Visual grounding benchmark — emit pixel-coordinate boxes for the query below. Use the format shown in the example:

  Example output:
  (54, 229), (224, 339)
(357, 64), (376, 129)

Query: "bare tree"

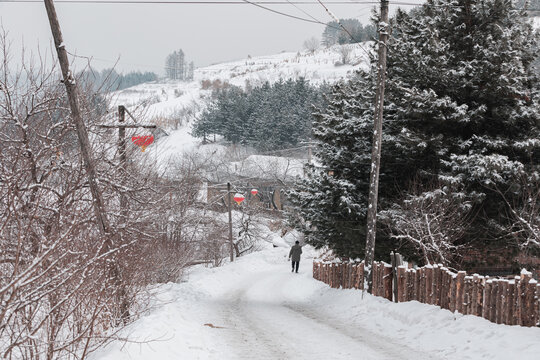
(303, 37), (320, 53)
(0, 32), (201, 359)
(492, 174), (540, 250)
(336, 45), (352, 65)
(380, 181), (473, 265)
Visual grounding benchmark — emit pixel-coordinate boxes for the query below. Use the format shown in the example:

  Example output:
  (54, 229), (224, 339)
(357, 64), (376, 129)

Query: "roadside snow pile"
(91, 248), (540, 360)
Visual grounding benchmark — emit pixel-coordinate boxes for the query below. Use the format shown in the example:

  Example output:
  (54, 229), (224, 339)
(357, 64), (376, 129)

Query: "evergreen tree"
(288, 75), (381, 258)
(192, 79), (326, 150)
(385, 0), (539, 247)
(289, 0), (539, 262)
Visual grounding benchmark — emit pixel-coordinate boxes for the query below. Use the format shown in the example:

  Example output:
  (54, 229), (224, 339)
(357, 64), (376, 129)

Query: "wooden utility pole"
(43, 0), (111, 238)
(98, 106), (156, 225)
(118, 106), (127, 223)
(365, 0), (390, 292)
(227, 182), (234, 262)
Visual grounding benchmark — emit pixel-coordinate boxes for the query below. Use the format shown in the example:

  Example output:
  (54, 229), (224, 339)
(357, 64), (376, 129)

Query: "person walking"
(289, 241), (302, 273)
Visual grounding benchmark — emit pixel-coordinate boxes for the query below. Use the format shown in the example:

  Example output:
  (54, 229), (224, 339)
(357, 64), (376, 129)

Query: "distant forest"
(322, 19), (376, 46)
(80, 68), (158, 92)
(192, 79), (328, 151)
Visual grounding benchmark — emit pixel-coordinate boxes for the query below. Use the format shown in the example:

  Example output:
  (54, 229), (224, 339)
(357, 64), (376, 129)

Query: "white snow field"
(91, 247), (540, 360)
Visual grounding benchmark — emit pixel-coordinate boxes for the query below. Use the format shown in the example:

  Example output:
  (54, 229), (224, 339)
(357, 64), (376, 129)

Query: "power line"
(3, 0), (539, 10)
(239, 0), (323, 24)
(0, 0), (391, 4)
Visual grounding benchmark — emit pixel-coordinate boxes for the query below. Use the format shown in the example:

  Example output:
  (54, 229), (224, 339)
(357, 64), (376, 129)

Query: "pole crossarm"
(97, 124), (157, 129)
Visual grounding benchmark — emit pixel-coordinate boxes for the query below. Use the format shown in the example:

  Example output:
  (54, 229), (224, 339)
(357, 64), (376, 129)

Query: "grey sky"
(0, 1), (420, 74)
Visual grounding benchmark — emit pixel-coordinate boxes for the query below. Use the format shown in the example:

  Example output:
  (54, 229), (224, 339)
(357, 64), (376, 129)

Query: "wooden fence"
(312, 260), (540, 327)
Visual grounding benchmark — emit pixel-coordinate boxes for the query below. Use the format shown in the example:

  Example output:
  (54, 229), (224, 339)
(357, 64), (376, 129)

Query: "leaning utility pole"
(365, 0), (390, 292)
(227, 182), (234, 262)
(43, 0), (111, 239)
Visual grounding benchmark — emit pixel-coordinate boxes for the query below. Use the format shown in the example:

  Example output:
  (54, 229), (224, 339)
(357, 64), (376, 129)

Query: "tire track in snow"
(283, 302), (443, 360)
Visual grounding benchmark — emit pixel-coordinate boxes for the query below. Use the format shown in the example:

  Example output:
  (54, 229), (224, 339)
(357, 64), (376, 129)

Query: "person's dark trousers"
(292, 261), (299, 273)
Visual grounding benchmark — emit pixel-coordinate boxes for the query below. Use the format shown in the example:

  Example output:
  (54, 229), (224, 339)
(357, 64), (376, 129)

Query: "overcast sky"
(0, 1), (421, 74)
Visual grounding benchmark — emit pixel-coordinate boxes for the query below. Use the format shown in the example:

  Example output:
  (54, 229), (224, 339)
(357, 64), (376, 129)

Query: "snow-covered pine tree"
(384, 0), (539, 252)
(289, 0), (539, 263)
(288, 74), (393, 258)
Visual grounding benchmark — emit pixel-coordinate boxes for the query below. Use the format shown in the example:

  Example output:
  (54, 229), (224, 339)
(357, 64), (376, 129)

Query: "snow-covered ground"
(91, 247), (540, 360)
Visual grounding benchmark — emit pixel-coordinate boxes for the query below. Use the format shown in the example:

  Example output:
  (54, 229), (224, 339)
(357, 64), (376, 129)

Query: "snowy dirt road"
(213, 271), (435, 360)
(92, 247), (540, 360)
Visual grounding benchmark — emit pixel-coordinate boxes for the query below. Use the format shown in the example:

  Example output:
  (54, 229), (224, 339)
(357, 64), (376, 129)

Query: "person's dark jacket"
(289, 244), (302, 262)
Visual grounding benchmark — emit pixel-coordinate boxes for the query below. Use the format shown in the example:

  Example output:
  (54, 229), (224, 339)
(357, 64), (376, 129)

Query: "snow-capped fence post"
(425, 266), (434, 305)
(489, 280), (498, 323)
(441, 268), (452, 310)
(463, 276), (473, 315)
(357, 262), (365, 290)
(477, 276), (485, 318)
(484, 279), (492, 321)
(449, 273), (457, 313)
(418, 268), (425, 303)
(383, 264), (393, 301)
(372, 263), (379, 296)
(496, 280), (505, 324)
(534, 284), (540, 326)
(433, 265), (442, 306)
(514, 276), (522, 325)
(447, 270), (454, 310)
(406, 269), (415, 301)
(456, 271), (466, 314)
(519, 272), (535, 327)
(349, 263), (354, 289)
(506, 280), (516, 325)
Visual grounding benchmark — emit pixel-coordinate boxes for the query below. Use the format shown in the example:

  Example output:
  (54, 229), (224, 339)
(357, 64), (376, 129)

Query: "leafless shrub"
(491, 173), (540, 251)
(380, 181), (474, 265)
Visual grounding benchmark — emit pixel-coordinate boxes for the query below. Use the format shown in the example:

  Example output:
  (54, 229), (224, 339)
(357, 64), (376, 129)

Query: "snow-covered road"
(213, 270), (434, 360)
(92, 247), (540, 360)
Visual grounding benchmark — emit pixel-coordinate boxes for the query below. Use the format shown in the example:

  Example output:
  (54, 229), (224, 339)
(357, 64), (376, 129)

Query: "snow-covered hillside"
(110, 43), (370, 167)
(111, 43), (370, 120)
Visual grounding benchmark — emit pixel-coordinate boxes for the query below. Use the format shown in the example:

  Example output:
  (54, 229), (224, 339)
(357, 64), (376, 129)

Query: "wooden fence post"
(449, 272), (457, 312)
(506, 280), (515, 325)
(384, 264), (392, 301)
(484, 279), (492, 320)
(455, 271), (466, 314)
(491, 280), (498, 323)
(520, 272), (534, 327)
(371, 261), (378, 296)
(434, 265), (442, 306)
(463, 276), (472, 315)
(425, 266), (433, 305)
(498, 280), (507, 324)
(397, 265), (406, 302)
